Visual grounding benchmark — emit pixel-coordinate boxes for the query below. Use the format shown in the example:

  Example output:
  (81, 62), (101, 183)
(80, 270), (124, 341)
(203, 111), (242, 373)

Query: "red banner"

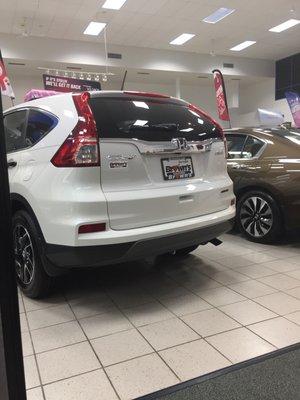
(0, 51), (15, 99)
(212, 69), (230, 121)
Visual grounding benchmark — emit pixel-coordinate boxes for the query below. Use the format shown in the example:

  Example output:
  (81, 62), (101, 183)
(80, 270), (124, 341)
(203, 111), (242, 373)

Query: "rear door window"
(4, 110), (27, 153)
(226, 134), (247, 159)
(242, 136), (264, 158)
(89, 96), (222, 142)
(26, 109), (58, 147)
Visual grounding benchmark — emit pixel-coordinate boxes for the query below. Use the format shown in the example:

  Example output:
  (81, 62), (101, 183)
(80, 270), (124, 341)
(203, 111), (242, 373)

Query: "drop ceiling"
(0, 0), (299, 60)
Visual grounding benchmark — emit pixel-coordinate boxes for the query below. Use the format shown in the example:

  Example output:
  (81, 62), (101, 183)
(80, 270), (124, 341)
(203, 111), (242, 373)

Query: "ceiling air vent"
(108, 52), (122, 59)
(8, 62), (25, 66)
(66, 66), (82, 70)
(223, 63), (234, 68)
(137, 72), (150, 75)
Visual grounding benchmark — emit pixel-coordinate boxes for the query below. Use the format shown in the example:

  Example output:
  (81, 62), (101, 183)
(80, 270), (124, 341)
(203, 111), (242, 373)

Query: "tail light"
(51, 92), (100, 167)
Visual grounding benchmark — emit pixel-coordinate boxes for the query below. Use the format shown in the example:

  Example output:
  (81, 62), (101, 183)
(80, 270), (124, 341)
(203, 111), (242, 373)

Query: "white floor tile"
(44, 370), (118, 400)
(219, 300), (277, 325)
(285, 287), (300, 300)
(258, 274), (300, 290)
(139, 318), (199, 351)
(31, 321), (86, 353)
(255, 292), (300, 315)
(207, 328), (275, 363)
(160, 339), (231, 381)
(182, 308), (240, 337)
(22, 332), (34, 357)
(160, 293), (212, 317)
(27, 305), (75, 330)
(23, 295), (67, 312)
(123, 302), (174, 327)
(228, 280), (277, 298)
(20, 313), (29, 332)
(210, 270), (250, 285)
(237, 265), (276, 279)
(91, 329), (152, 366)
(198, 287), (246, 307)
(37, 342), (100, 384)
(286, 270), (300, 280)
(106, 353), (179, 400)
(248, 317), (300, 347)
(285, 311), (300, 325)
(261, 260), (299, 273)
(80, 309), (132, 339)
(26, 387), (44, 400)
(69, 295), (115, 319)
(24, 355), (40, 389)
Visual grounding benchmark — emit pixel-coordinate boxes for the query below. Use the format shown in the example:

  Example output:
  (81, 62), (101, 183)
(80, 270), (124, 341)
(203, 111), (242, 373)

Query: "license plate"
(161, 157), (195, 180)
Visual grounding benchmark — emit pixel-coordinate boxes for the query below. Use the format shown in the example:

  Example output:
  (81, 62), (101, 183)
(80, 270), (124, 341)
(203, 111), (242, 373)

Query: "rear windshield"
(89, 97), (221, 142)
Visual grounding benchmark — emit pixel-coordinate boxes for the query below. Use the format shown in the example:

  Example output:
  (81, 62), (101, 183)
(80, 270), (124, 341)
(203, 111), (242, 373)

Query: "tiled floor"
(19, 233), (300, 400)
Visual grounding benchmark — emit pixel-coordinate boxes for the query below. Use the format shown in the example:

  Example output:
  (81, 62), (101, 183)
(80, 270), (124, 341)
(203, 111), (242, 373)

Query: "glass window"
(4, 111), (27, 153)
(226, 134), (247, 159)
(89, 96), (222, 142)
(26, 109), (58, 147)
(242, 136), (264, 158)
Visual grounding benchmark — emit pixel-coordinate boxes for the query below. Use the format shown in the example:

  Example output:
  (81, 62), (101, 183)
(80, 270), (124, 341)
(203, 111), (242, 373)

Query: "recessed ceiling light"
(84, 22), (106, 36)
(102, 0), (127, 10)
(203, 7), (235, 24)
(269, 19), (300, 33)
(230, 40), (256, 51)
(170, 33), (195, 45)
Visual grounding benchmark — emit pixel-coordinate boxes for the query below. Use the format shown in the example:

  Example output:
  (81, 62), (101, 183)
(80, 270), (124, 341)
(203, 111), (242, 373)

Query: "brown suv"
(225, 127), (300, 243)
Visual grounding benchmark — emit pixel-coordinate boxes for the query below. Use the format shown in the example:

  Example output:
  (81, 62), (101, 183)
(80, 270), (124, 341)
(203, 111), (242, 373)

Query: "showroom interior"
(0, 0), (299, 400)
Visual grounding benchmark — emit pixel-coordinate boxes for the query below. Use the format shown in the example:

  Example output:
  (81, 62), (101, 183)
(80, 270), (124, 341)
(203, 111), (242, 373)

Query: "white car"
(4, 91), (235, 298)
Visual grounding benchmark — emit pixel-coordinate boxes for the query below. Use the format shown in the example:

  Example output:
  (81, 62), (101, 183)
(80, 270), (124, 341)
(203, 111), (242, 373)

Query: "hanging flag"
(285, 90), (300, 128)
(0, 50), (15, 99)
(212, 69), (230, 123)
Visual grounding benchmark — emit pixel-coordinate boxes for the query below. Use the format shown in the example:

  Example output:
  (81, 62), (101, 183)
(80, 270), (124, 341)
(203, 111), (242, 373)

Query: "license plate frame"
(161, 156), (195, 181)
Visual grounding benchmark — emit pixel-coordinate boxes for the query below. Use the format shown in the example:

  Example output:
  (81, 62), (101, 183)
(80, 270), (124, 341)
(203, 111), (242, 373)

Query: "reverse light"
(78, 223), (106, 234)
(51, 92), (100, 167)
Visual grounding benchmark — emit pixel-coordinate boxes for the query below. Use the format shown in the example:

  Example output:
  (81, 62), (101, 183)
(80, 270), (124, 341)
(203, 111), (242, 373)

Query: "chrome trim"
(101, 137), (220, 155)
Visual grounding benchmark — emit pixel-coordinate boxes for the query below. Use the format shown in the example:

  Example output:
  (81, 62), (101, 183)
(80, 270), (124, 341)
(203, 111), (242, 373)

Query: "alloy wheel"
(240, 196), (273, 238)
(13, 224), (35, 286)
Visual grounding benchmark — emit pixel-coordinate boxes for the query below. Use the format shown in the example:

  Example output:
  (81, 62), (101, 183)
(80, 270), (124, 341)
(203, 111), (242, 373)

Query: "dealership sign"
(43, 74), (101, 93)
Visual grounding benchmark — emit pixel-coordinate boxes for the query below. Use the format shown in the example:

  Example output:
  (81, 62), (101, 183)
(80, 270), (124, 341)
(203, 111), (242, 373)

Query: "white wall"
(3, 73), (292, 128)
(232, 78), (292, 126)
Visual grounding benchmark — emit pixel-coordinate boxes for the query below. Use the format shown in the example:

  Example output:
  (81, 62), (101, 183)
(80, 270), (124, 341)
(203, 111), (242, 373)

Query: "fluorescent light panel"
(269, 19), (300, 32)
(102, 0), (127, 10)
(170, 33), (195, 45)
(230, 40), (256, 51)
(203, 7), (235, 24)
(84, 22), (106, 36)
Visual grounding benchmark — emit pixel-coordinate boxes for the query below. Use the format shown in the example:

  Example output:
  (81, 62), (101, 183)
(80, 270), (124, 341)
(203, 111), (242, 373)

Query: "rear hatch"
(89, 92), (229, 230)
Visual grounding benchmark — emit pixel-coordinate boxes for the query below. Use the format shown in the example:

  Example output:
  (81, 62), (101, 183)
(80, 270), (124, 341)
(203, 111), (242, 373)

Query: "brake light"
(78, 223), (106, 234)
(124, 91), (170, 99)
(51, 92), (100, 167)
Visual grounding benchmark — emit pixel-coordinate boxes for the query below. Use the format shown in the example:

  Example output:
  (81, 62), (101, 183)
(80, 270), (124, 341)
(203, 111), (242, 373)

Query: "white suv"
(4, 91), (235, 298)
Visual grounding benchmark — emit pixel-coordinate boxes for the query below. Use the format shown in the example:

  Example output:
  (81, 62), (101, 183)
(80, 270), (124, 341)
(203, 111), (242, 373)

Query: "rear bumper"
(44, 218), (234, 269)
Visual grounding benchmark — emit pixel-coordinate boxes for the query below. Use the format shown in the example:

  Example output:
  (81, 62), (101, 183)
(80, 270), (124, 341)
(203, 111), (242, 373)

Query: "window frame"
(226, 133), (267, 161)
(4, 107), (59, 155)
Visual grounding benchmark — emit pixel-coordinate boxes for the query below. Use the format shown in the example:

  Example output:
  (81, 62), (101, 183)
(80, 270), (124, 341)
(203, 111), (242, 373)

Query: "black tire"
(174, 245), (199, 256)
(237, 190), (282, 244)
(12, 210), (54, 298)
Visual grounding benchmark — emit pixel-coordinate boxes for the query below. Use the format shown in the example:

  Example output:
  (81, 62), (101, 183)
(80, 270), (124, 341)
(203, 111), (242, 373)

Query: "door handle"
(231, 164), (241, 170)
(7, 160), (17, 168)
